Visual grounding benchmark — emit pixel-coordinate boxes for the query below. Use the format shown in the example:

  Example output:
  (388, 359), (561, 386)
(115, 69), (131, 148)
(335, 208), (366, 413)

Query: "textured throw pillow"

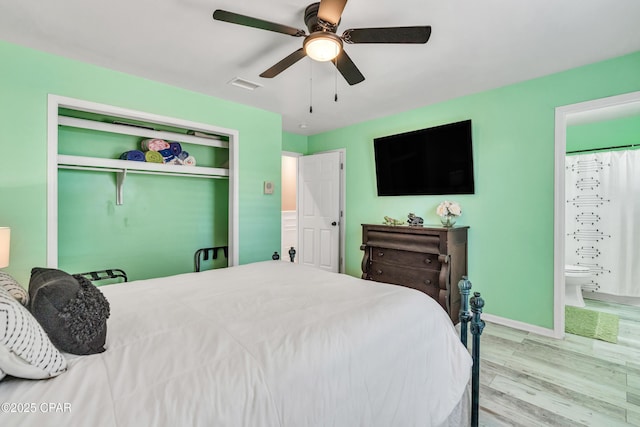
(0, 286), (67, 379)
(0, 271), (29, 306)
(29, 268), (110, 355)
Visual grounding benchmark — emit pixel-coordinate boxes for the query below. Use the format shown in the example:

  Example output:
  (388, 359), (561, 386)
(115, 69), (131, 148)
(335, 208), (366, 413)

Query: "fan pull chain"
(334, 57), (338, 102)
(309, 59), (313, 114)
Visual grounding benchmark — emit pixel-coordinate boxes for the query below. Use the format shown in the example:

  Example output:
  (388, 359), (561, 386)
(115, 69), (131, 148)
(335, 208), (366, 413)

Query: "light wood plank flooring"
(478, 299), (640, 426)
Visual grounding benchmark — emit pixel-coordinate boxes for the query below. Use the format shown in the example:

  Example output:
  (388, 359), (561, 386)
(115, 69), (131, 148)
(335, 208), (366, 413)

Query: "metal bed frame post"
(458, 276), (473, 348)
(470, 291), (485, 427)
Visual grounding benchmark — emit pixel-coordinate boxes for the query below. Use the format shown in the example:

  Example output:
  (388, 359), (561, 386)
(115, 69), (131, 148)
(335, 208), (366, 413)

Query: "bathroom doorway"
(554, 91), (640, 337)
(281, 152), (300, 262)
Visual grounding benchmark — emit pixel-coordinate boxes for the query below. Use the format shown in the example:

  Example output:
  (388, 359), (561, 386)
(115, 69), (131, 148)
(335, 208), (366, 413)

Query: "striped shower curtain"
(565, 149), (640, 297)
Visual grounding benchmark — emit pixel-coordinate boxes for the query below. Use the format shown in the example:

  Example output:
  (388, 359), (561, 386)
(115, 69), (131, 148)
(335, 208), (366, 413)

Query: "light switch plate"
(264, 181), (274, 194)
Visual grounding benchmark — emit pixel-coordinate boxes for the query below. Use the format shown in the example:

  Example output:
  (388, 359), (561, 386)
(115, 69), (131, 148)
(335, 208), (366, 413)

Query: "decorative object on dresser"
(436, 200), (462, 227)
(361, 224), (469, 324)
(382, 215), (404, 226)
(407, 213), (424, 226)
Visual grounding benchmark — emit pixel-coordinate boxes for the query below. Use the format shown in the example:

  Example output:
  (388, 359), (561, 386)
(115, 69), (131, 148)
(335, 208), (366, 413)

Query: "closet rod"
(59, 165), (229, 179)
(567, 143), (639, 154)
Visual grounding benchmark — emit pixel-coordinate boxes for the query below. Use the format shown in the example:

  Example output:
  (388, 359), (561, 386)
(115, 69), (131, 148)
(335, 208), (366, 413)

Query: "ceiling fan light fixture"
(304, 32), (342, 62)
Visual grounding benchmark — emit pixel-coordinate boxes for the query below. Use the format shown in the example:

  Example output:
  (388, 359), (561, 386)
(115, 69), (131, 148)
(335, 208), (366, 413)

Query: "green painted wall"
(282, 131), (308, 154)
(0, 40), (282, 285)
(308, 51), (640, 329)
(567, 114), (640, 153)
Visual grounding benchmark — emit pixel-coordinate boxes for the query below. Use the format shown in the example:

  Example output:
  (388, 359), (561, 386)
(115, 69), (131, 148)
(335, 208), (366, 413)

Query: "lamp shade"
(0, 227), (10, 268)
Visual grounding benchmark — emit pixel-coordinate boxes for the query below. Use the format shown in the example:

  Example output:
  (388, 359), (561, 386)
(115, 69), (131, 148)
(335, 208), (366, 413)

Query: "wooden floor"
(478, 299), (640, 426)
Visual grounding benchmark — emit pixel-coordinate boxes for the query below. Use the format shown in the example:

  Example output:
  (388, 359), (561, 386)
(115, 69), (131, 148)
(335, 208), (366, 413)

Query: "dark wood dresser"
(360, 224), (469, 324)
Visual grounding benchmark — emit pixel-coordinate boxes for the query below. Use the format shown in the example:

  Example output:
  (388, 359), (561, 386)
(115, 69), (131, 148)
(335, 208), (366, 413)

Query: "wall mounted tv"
(373, 119), (475, 196)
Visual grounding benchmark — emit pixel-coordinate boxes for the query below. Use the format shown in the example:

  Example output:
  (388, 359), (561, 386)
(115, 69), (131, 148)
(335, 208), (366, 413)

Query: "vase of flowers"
(436, 201), (462, 227)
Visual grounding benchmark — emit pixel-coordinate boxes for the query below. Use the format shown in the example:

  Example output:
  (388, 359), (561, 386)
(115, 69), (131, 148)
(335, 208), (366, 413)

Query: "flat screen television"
(373, 119), (475, 196)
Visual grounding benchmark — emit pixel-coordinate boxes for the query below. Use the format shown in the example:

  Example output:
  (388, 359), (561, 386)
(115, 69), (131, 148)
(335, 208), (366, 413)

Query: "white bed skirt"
(438, 382), (471, 427)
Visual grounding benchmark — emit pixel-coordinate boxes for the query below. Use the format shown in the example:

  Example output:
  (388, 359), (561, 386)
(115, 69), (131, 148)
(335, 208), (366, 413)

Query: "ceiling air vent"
(227, 77), (262, 91)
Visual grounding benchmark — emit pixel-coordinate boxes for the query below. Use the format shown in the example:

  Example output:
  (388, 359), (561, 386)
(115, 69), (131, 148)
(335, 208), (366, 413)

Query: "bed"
(0, 261), (479, 426)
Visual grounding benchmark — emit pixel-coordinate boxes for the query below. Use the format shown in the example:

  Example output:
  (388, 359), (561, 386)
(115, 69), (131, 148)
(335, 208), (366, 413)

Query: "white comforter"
(0, 261), (471, 427)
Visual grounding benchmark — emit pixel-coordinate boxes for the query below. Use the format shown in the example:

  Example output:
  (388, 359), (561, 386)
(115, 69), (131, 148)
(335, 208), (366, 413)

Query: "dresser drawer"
(370, 247), (440, 270)
(368, 262), (440, 302)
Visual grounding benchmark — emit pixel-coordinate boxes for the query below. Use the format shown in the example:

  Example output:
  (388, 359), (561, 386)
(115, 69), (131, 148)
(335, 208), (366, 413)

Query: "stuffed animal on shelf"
(407, 213), (424, 227)
(383, 216), (404, 226)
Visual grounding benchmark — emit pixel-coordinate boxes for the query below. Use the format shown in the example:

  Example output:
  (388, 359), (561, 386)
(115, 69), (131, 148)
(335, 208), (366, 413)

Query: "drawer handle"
(424, 279), (432, 285)
(376, 269), (383, 275)
(378, 251), (384, 257)
(424, 258), (432, 264)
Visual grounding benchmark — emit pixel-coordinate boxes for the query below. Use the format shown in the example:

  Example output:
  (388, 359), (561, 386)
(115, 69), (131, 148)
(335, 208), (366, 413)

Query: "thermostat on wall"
(264, 181), (274, 194)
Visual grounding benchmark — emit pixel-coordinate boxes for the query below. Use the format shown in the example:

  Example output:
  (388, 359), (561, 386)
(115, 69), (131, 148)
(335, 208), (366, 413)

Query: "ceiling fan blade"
(333, 50), (365, 86)
(260, 48), (307, 78)
(318, 0), (348, 26)
(213, 10), (306, 37)
(343, 26), (431, 44)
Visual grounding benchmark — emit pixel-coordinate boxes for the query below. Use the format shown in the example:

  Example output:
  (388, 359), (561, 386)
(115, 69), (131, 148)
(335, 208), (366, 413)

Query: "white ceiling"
(1, 0), (640, 135)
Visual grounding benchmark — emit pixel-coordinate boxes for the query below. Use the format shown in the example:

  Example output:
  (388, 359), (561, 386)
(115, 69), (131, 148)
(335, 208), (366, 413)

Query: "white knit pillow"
(0, 271), (29, 306)
(0, 286), (67, 379)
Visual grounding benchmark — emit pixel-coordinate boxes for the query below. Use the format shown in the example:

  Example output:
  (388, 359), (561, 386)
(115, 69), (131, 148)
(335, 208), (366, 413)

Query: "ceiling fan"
(213, 0), (431, 85)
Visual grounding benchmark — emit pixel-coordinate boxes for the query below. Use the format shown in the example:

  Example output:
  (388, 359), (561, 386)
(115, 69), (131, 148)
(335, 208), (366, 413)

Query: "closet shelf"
(58, 116), (229, 149)
(58, 155), (229, 205)
(58, 155), (229, 178)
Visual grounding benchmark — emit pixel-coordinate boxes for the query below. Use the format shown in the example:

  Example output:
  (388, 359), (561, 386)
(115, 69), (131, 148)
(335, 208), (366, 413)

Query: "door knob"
(331, 221), (337, 226)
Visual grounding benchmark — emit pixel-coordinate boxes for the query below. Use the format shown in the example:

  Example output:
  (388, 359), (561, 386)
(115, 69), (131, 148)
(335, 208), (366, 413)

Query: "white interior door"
(298, 151), (341, 272)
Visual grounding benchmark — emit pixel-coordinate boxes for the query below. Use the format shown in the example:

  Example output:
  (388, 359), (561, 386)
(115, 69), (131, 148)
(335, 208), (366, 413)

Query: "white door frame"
(289, 149), (346, 273)
(321, 148), (346, 273)
(334, 148), (346, 273)
(553, 90), (640, 338)
(47, 94), (240, 267)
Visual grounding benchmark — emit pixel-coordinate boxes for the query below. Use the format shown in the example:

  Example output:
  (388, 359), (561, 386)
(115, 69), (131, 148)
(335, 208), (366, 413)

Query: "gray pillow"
(29, 268), (110, 355)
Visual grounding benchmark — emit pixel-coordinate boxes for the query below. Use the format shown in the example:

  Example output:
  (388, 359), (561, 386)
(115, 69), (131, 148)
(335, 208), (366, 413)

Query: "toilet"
(565, 264), (591, 307)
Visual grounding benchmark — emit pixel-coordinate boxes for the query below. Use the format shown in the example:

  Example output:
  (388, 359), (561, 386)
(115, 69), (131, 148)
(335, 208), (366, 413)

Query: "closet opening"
(47, 95), (239, 280)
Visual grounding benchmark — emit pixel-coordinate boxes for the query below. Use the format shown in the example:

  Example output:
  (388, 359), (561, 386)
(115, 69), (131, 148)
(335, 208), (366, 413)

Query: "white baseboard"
(584, 291), (640, 307)
(482, 313), (561, 339)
